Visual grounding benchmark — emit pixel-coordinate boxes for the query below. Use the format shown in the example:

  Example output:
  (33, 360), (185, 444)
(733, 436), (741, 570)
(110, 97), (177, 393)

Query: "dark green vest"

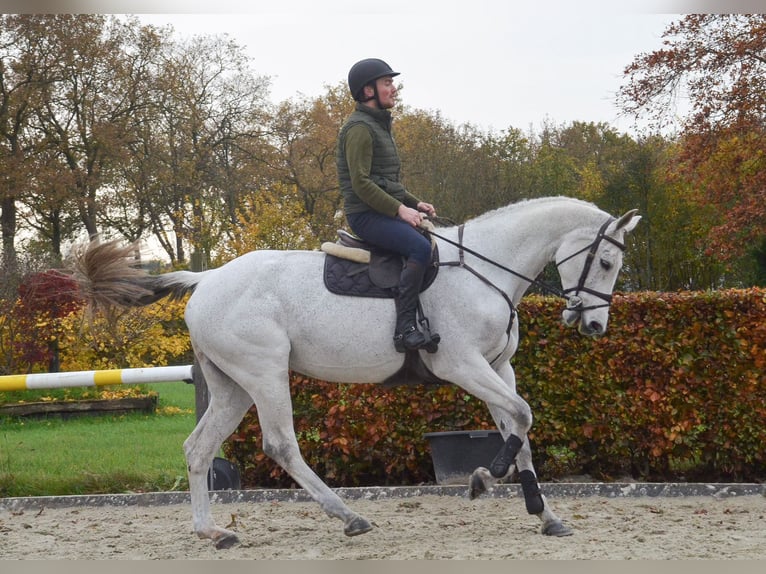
(337, 104), (408, 214)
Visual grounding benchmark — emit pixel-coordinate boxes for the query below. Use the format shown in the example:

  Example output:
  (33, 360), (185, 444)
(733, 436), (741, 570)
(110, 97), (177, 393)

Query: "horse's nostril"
(589, 321), (603, 334)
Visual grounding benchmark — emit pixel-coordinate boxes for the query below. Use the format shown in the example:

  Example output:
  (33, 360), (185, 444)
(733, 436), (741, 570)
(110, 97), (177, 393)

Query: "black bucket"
(423, 430), (504, 485)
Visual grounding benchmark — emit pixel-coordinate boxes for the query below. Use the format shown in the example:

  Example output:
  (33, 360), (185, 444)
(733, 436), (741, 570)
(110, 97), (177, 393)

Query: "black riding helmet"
(348, 58), (400, 102)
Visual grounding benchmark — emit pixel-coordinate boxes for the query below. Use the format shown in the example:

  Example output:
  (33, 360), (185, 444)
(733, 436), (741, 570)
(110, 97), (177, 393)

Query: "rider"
(336, 58), (439, 353)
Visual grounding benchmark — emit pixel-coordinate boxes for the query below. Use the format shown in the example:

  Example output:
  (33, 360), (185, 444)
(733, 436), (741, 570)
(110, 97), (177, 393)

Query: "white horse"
(73, 196), (639, 549)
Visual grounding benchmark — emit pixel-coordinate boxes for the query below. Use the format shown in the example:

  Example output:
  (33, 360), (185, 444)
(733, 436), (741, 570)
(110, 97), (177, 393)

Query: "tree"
(140, 32), (271, 266)
(265, 83), (351, 242)
(619, 14), (766, 279)
(28, 15), (139, 242)
(396, 110), (526, 222)
(1, 15), (161, 264)
(220, 184), (319, 261)
(0, 15), (60, 269)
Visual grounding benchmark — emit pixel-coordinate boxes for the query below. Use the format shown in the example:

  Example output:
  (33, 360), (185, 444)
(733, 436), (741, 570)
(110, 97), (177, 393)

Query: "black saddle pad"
(323, 247), (439, 299)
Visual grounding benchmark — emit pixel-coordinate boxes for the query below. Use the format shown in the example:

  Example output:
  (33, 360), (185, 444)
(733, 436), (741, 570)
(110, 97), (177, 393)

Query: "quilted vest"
(337, 104), (407, 214)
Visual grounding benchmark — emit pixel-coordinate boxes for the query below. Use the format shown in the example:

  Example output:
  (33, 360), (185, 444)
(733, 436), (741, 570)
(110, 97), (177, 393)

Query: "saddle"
(321, 228), (447, 387)
(321, 229), (439, 298)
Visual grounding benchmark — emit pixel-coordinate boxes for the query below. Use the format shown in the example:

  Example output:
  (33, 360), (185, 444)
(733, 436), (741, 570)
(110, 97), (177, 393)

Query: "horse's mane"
(463, 196), (600, 226)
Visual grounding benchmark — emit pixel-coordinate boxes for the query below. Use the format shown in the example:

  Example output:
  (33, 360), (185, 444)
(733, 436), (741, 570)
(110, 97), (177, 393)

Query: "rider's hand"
(397, 204), (426, 227)
(416, 202), (436, 218)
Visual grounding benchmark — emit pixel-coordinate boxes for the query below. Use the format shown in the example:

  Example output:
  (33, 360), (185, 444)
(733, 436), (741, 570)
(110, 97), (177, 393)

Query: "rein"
(431, 223), (517, 367)
(427, 225), (566, 300)
(435, 224), (520, 337)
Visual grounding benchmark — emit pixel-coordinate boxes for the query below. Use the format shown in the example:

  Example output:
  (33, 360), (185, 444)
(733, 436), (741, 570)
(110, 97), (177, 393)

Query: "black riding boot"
(393, 260), (438, 353)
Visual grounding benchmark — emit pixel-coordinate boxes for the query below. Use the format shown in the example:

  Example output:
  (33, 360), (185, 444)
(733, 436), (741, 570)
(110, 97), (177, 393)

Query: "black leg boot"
(393, 260), (429, 352)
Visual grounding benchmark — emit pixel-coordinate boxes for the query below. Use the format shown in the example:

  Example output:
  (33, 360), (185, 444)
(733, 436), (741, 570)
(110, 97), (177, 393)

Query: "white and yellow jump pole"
(0, 365), (194, 392)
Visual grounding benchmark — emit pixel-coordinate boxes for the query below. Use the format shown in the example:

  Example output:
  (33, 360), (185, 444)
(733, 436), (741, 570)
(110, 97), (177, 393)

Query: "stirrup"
(416, 302), (440, 353)
(418, 315), (440, 354)
(393, 325), (426, 353)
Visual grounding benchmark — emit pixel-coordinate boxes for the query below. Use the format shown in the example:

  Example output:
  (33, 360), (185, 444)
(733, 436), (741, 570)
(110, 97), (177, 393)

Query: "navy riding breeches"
(346, 210), (431, 265)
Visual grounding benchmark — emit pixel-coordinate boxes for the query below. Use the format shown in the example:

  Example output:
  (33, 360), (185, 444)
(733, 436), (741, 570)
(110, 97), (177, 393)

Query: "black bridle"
(554, 217), (626, 313)
(428, 216), (625, 315)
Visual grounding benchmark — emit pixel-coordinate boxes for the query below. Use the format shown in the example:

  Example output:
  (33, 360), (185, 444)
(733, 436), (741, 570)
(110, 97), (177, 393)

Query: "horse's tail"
(71, 239), (205, 312)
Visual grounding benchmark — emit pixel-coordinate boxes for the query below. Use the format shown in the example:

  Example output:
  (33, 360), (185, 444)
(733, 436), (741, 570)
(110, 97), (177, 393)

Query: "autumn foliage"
(620, 14), (766, 263)
(224, 289), (766, 486)
(516, 289), (766, 481)
(0, 269), (193, 378)
(0, 271), (83, 373)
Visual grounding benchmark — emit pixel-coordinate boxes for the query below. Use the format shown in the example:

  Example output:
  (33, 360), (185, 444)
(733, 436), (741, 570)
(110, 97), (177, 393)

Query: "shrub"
(0, 270), (83, 374)
(56, 297), (193, 371)
(1, 270), (192, 405)
(223, 288), (766, 485)
(518, 289), (766, 481)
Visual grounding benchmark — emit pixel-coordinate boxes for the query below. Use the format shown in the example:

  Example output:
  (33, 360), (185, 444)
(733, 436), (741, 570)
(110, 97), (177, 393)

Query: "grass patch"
(0, 381), (198, 497)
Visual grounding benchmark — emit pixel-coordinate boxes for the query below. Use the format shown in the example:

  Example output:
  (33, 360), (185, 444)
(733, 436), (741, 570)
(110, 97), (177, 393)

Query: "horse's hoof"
(468, 470), (487, 500)
(344, 516), (373, 537)
(541, 520), (573, 537)
(214, 532), (240, 549)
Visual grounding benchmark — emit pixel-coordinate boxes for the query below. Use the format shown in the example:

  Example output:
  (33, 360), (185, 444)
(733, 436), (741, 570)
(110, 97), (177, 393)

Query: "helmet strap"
(359, 83), (383, 108)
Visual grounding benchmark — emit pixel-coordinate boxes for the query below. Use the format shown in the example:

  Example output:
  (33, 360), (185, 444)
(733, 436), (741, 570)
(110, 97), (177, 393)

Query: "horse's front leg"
(468, 364), (572, 536)
(469, 414), (572, 536)
(514, 440), (572, 536)
(466, 401), (525, 502)
(466, 360), (529, 500)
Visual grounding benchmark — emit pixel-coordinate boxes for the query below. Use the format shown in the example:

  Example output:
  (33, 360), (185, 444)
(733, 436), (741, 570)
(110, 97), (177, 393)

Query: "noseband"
(555, 218), (625, 313)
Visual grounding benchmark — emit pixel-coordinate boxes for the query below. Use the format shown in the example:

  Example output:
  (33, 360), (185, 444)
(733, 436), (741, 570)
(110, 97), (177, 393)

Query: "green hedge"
(224, 288), (766, 486)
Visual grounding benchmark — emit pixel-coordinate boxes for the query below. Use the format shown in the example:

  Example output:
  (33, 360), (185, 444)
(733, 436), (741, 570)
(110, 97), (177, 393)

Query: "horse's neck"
(457, 201), (602, 300)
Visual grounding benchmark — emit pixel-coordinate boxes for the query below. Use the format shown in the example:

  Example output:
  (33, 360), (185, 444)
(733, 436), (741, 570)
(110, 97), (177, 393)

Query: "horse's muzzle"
(562, 308), (606, 337)
(561, 308), (581, 328)
(579, 318), (606, 337)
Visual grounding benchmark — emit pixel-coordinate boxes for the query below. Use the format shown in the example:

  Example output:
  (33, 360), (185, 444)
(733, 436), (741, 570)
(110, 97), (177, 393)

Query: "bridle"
(554, 217), (626, 314)
(426, 215), (626, 366)
(428, 216), (626, 317)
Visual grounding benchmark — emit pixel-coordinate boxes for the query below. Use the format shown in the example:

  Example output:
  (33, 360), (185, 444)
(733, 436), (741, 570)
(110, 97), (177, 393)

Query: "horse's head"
(555, 209), (640, 336)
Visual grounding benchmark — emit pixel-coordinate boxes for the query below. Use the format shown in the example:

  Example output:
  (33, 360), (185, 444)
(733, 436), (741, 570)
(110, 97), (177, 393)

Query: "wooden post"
(189, 250), (210, 423)
(192, 358), (209, 423)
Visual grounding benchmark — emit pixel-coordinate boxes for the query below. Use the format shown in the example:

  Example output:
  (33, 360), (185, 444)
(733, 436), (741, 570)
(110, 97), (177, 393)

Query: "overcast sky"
(130, 1), (688, 136)
(7, 0), (761, 134)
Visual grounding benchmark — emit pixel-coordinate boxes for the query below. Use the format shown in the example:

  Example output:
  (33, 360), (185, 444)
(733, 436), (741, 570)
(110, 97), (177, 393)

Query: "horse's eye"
(600, 258), (612, 271)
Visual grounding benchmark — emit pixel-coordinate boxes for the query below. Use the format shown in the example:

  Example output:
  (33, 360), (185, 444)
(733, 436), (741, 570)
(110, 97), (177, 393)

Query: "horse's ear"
(612, 209), (640, 234)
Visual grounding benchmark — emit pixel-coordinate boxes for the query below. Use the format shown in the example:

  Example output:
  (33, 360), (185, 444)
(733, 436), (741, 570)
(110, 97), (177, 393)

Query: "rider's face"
(373, 76), (398, 108)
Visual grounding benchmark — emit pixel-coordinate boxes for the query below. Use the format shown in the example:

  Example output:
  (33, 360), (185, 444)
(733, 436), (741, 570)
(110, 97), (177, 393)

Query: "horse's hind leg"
(184, 357), (254, 549)
(250, 372), (373, 536)
(224, 345), (372, 537)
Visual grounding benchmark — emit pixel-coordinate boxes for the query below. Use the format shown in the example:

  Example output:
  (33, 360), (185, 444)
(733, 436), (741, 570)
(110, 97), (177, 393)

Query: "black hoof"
(541, 521), (573, 537)
(344, 516), (373, 537)
(468, 471), (487, 500)
(214, 533), (240, 549)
